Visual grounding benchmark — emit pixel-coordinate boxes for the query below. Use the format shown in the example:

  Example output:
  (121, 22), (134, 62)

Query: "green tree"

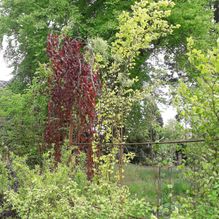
(126, 98), (163, 143)
(1, 0), (217, 89)
(176, 39), (219, 218)
(0, 65), (49, 164)
(0, 0), (81, 88)
(178, 38), (219, 139)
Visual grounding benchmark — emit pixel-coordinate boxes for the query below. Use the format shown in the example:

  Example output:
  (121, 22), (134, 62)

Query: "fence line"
(71, 138), (219, 146)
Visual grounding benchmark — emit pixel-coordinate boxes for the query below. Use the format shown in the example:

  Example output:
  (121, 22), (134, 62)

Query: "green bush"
(0, 151), (154, 219)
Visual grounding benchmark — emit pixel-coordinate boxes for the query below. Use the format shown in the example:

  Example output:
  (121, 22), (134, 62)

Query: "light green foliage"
(178, 38), (219, 139)
(112, 0), (178, 71)
(152, 144), (176, 167)
(95, 0), (177, 148)
(1, 151), (153, 219)
(170, 207), (191, 219)
(1, 0), (217, 89)
(175, 39), (219, 218)
(96, 85), (145, 137)
(0, 64), (49, 161)
(93, 146), (135, 182)
(1, 0), (218, 218)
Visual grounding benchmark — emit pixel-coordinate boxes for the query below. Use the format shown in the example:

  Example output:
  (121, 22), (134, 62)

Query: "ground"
(123, 164), (189, 204)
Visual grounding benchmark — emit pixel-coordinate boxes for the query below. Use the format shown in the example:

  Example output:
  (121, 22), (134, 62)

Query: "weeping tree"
(45, 35), (100, 179)
(44, 0), (178, 180)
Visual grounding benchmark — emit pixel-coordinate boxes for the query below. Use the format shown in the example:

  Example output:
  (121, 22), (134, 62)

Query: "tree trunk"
(214, 1), (219, 23)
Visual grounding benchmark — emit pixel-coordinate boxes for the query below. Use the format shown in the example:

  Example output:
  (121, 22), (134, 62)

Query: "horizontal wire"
(70, 138), (219, 146)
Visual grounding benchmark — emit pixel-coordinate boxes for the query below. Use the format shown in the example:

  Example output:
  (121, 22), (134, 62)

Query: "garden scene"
(0, 0), (219, 218)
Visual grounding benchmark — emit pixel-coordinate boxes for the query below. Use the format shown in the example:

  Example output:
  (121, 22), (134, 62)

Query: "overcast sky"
(0, 50), (13, 81)
(159, 104), (177, 125)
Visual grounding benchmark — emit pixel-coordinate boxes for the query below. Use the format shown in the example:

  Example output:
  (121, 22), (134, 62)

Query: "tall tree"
(176, 38), (219, 219)
(45, 35), (100, 179)
(1, 0), (217, 89)
(0, 0), (81, 88)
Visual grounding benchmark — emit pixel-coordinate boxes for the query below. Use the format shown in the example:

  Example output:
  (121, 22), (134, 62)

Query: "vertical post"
(119, 143), (124, 184)
(67, 119), (74, 166)
(168, 164), (173, 215)
(156, 165), (162, 218)
(119, 128), (124, 184)
(87, 141), (94, 181)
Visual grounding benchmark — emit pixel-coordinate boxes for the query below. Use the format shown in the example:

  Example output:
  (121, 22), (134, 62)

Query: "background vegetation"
(0, 0), (218, 218)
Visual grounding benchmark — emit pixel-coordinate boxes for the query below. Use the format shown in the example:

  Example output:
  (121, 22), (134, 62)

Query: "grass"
(123, 164), (189, 204)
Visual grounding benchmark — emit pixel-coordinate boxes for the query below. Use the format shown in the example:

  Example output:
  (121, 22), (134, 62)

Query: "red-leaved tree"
(45, 34), (100, 180)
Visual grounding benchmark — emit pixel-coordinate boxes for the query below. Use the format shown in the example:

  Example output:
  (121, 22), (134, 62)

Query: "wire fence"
(84, 138), (218, 218)
(2, 138), (218, 218)
(118, 141), (191, 218)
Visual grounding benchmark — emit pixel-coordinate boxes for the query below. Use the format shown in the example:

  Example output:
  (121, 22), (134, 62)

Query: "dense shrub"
(0, 151), (154, 219)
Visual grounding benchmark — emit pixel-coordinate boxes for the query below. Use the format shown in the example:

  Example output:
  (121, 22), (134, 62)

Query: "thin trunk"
(214, 1), (219, 23)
